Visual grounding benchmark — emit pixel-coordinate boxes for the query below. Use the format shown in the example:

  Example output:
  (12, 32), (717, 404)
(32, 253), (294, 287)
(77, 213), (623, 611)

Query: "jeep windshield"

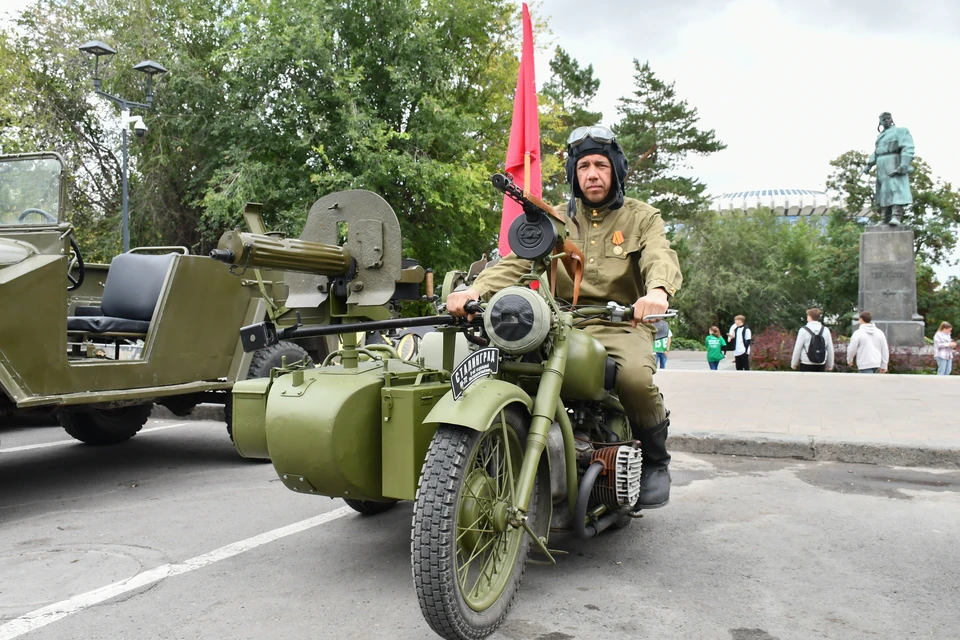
(0, 154), (64, 227)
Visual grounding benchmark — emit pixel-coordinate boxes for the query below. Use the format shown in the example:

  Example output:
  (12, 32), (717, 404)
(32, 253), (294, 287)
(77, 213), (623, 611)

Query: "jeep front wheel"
(58, 404), (152, 445)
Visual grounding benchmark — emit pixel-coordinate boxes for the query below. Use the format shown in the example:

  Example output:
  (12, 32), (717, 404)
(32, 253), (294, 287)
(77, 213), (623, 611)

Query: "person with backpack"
(653, 320), (673, 369)
(727, 315), (752, 370)
(791, 308), (835, 372)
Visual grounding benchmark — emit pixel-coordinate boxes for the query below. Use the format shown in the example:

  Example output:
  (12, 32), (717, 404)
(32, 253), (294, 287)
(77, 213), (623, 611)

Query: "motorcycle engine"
(589, 445), (642, 510)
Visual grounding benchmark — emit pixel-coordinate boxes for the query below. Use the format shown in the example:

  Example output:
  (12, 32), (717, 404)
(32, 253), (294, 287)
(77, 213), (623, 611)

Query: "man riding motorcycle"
(446, 125), (683, 510)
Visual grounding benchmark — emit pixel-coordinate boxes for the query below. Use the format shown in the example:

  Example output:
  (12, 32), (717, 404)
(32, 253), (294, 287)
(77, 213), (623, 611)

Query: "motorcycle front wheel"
(412, 408), (536, 640)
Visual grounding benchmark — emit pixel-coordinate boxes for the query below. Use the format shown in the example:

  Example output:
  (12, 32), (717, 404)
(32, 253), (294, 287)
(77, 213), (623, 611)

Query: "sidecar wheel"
(412, 408), (536, 640)
(344, 499), (398, 515)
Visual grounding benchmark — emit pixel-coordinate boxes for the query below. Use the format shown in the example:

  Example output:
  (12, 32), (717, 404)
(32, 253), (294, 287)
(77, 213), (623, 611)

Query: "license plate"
(451, 348), (500, 400)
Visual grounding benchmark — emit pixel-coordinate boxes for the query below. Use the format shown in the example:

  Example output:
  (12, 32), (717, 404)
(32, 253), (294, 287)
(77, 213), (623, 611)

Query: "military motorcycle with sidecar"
(221, 173), (673, 639)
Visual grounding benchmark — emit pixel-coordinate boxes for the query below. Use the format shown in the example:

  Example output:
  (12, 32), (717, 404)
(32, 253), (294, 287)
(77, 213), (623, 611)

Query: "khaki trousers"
(583, 323), (666, 429)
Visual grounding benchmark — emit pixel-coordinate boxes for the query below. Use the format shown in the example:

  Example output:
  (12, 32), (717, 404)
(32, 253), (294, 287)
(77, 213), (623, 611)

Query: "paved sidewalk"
(656, 361), (960, 468)
(155, 352), (960, 468)
(652, 349), (736, 372)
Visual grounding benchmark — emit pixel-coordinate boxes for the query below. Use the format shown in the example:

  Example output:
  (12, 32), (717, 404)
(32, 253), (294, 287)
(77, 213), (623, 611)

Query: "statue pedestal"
(855, 226), (925, 347)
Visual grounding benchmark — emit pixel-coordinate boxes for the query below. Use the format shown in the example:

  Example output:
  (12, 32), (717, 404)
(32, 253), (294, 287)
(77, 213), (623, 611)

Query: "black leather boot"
(633, 414), (671, 511)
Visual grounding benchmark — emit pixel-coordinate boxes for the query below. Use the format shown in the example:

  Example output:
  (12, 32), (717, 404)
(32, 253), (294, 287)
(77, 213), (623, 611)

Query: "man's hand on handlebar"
(632, 288), (669, 328)
(446, 288), (481, 320)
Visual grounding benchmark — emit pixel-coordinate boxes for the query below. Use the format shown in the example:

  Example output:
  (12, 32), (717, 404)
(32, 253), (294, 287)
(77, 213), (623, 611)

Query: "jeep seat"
(67, 253), (175, 334)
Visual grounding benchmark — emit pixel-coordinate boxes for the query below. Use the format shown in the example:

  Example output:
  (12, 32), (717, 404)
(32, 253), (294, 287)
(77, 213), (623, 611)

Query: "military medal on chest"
(611, 230), (625, 255)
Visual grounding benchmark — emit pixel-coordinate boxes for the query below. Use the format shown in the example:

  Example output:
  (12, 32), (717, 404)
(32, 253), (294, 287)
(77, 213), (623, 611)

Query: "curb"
(153, 406), (960, 470)
(670, 431), (960, 470)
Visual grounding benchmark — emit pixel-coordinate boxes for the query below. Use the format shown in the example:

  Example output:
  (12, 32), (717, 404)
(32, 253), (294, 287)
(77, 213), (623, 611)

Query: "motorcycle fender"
(423, 378), (533, 432)
(424, 378), (552, 543)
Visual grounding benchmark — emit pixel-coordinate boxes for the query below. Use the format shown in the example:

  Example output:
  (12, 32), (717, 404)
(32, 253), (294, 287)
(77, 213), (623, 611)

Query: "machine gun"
(490, 173), (585, 304)
(209, 190), (429, 352)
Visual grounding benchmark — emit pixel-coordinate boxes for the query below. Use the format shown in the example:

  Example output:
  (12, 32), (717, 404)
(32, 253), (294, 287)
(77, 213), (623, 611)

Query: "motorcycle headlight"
(483, 286), (551, 354)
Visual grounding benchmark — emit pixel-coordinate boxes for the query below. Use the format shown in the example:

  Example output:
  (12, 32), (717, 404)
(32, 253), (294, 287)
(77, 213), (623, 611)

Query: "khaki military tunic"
(472, 197), (682, 430)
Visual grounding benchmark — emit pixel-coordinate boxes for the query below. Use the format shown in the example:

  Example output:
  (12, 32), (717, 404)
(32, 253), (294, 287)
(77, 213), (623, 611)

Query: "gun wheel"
(412, 407), (536, 640)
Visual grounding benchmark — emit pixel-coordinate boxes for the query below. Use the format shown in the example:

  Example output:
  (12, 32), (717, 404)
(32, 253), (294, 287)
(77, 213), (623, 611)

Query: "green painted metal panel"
(422, 378), (532, 432)
(265, 363), (388, 501)
(380, 378), (450, 501)
(560, 330), (609, 401)
(232, 376), (272, 459)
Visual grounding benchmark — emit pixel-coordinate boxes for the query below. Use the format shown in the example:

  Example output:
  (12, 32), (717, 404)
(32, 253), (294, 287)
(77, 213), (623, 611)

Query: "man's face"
(880, 114), (893, 130)
(576, 154), (613, 204)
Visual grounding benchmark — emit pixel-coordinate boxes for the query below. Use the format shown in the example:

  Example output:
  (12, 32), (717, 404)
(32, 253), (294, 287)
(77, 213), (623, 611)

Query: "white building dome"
(712, 189), (833, 216)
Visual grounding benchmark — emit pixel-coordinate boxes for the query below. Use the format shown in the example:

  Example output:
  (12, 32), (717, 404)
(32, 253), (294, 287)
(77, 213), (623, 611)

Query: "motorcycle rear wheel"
(412, 408), (536, 640)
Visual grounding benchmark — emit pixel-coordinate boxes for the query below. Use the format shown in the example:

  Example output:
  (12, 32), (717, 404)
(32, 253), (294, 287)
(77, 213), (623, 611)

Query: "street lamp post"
(78, 41), (167, 252)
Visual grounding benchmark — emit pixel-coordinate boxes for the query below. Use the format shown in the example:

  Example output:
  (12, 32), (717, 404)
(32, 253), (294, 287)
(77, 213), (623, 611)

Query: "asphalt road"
(1, 418), (958, 640)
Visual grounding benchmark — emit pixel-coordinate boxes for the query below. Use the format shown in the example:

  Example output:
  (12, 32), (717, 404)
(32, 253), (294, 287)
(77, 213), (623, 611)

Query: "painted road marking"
(0, 423), (193, 454)
(0, 506), (353, 639)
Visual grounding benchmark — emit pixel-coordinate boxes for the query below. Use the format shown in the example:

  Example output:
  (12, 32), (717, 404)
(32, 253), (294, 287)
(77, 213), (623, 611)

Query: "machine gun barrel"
(210, 230), (353, 276)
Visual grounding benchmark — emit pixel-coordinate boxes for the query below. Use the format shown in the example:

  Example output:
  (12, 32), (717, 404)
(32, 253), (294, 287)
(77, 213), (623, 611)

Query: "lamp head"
(78, 40), (117, 89)
(133, 60), (168, 108)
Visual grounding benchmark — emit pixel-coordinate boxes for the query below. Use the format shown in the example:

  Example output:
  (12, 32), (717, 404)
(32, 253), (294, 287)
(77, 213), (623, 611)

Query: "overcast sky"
(530, 0), (960, 199)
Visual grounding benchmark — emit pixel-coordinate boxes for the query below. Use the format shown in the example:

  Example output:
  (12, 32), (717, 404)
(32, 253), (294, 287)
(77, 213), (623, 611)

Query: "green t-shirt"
(705, 335), (726, 362)
(653, 328), (672, 353)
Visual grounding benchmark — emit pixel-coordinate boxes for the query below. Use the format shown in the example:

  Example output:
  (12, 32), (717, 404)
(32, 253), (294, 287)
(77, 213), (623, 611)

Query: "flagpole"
(523, 152), (531, 197)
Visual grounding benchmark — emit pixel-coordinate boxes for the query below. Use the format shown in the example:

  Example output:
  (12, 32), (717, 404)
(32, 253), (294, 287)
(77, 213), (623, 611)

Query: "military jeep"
(0, 152), (409, 448)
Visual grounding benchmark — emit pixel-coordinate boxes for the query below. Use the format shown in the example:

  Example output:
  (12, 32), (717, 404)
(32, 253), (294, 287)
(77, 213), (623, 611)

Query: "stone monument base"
(857, 225), (925, 348)
(851, 319), (925, 347)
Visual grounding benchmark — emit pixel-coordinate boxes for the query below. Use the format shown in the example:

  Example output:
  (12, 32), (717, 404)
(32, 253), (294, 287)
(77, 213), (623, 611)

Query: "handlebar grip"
(464, 300), (481, 314)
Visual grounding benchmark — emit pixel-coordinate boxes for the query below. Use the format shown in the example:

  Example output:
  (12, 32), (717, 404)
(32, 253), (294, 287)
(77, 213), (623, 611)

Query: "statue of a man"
(861, 112), (915, 226)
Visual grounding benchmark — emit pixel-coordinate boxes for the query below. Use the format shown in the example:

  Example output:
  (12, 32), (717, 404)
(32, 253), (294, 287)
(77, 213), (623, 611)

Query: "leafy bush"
(748, 327), (795, 371)
(671, 337), (706, 351)
(748, 326), (953, 374)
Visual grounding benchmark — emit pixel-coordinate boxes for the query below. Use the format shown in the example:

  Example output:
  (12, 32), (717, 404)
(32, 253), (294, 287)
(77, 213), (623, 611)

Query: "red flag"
(498, 2), (541, 257)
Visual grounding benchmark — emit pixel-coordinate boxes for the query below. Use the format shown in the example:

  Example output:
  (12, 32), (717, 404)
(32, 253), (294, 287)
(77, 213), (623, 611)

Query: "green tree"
(673, 209), (820, 337)
(919, 275), (960, 338)
(539, 46), (602, 204)
(613, 60), (725, 223)
(809, 211), (862, 331)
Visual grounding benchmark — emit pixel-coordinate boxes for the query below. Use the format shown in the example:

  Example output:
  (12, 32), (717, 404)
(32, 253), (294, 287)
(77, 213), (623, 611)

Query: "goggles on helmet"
(566, 125), (616, 149)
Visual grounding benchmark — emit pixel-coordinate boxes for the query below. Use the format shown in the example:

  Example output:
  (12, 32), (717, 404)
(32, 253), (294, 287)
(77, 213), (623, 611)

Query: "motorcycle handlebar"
(463, 299), (482, 315)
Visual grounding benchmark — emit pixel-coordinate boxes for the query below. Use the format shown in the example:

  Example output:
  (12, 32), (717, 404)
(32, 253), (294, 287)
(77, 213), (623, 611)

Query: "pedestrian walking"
(653, 320), (672, 369)
(727, 315), (752, 370)
(705, 326), (726, 371)
(791, 308), (834, 372)
(847, 311), (889, 374)
(933, 321), (956, 376)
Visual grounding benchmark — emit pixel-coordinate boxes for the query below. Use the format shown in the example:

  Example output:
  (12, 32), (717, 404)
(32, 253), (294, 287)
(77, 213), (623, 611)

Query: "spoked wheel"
(413, 407), (537, 640)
